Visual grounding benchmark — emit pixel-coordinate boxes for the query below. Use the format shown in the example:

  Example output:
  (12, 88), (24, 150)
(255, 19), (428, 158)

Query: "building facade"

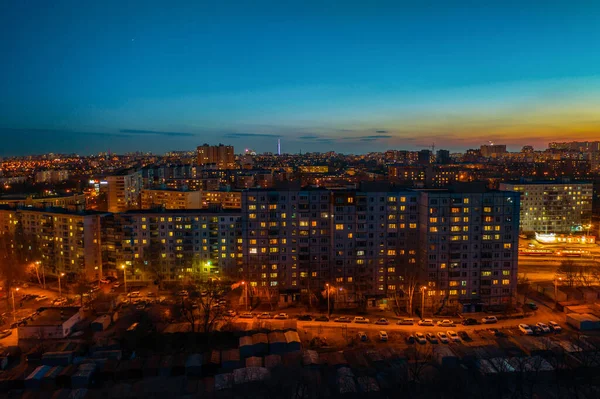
(499, 180), (592, 233)
(140, 189), (202, 210)
(106, 170), (143, 213)
(0, 206), (106, 280)
(196, 144), (236, 170)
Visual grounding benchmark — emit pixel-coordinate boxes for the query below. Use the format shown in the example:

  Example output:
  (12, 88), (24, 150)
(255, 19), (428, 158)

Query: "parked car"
(314, 315), (329, 322)
(397, 318), (415, 325)
(334, 316), (352, 323)
(379, 331), (388, 341)
(426, 333), (438, 343)
(548, 321), (562, 333)
(353, 316), (370, 324)
(239, 312), (254, 319)
(100, 278), (110, 284)
(136, 304), (146, 310)
(527, 302), (538, 310)
(258, 312), (272, 319)
(357, 331), (368, 342)
(462, 318), (478, 326)
(414, 332), (427, 344)
(519, 324), (534, 335)
(532, 326), (543, 335)
(52, 297), (67, 306)
(437, 319), (455, 327)
(437, 332), (450, 343)
(458, 331), (471, 341)
(0, 329), (12, 339)
(146, 292), (156, 297)
(418, 319), (434, 326)
(225, 310), (237, 317)
(536, 322), (551, 333)
(22, 283), (29, 288)
(375, 318), (389, 325)
(405, 334), (416, 344)
(447, 330), (460, 342)
(177, 290), (188, 297)
(113, 282), (121, 288)
(35, 295), (48, 302)
(297, 314), (312, 321)
(128, 291), (141, 298)
(274, 313), (289, 320)
(481, 316), (498, 324)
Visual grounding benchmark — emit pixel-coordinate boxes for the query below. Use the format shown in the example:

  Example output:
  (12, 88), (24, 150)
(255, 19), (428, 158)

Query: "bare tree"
(173, 282), (226, 333)
(72, 276), (90, 306)
(138, 238), (166, 289)
(556, 260), (578, 287)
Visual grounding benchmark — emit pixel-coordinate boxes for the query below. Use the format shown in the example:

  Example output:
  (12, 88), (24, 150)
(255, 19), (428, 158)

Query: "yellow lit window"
(336, 224), (344, 230)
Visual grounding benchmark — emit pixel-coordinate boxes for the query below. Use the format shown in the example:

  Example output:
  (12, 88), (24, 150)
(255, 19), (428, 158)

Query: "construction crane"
(419, 143), (435, 153)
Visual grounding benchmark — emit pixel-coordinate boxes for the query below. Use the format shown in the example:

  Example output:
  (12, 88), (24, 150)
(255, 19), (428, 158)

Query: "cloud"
(119, 129), (196, 137)
(223, 132), (280, 138)
(297, 135), (321, 140)
(375, 130), (388, 133)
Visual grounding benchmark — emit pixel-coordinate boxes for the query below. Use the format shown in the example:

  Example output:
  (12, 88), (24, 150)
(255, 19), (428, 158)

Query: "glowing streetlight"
(12, 287), (19, 322)
(58, 272), (65, 298)
(121, 264), (127, 293)
(420, 286), (427, 319)
(325, 283), (330, 316)
(554, 277), (562, 305)
(241, 281), (248, 310)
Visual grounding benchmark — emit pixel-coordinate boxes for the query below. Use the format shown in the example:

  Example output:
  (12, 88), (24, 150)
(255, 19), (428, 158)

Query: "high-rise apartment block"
(480, 144), (507, 158)
(0, 206), (106, 280)
(241, 184), (519, 311)
(499, 180), (592, 234)
(196, 144), (236, 170)
(106, 170), (143, 213)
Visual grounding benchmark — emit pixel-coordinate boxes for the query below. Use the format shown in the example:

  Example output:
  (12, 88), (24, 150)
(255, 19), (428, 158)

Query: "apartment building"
(196, 144), (236, 170)
(107, 209), (243, 283)
(499, 180), (592, 234)
(140, 189), (202, 210)
(106, 170), (143, 213)
(0, 206), (106, 280)
(200, 190), (242, 209)
(419, 189), (520, 312)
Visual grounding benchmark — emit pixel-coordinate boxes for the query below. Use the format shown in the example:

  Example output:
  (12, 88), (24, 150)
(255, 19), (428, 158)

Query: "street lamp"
(554, 277), (562, 305)
(121, 264), (127, 293)
(12, 287), (19, 322)
(325, 283), (330, 316)
(241, 281), (248, 311)
(58, 273), (65, 298)
(420, 286), (427, 319)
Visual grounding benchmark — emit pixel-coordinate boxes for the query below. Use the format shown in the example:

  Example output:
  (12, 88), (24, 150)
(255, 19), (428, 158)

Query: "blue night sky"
(1, 0), (599, 155)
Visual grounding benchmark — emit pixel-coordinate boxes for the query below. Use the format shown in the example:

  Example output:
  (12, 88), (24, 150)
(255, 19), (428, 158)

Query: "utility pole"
(326, 283), (330, 317)
(420, 286), (427, 318)
(58, 273), (65, 298)
(12, 288), (19, 322)
(554, 277), (562, 306)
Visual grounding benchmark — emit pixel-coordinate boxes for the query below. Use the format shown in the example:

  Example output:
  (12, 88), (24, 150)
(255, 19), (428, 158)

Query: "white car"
(379, 331), (388, 341)
(518, 324), (533, 335)
(113, 282), (121, 288)
(437, 319), (455, 327)
(239, 312), (254, 319)
(481, 316), (498, 324)
(414, 332), (427, 344)
(437, 332), (450, 343)
(418, 319), (434, 326)
(536, 322), (551, 333)
(447, 330), (460, 342)
(548, 321), (562, 333)
(354, 316), (370, 324)
(274, 313), (289, 320)
(35, 295), (48, 302)
(258, 312), (272, 319)
(100, 278), (110, 284)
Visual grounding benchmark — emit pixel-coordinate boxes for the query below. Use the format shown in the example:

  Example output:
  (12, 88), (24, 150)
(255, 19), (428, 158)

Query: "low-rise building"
(18, 307), (82, 340)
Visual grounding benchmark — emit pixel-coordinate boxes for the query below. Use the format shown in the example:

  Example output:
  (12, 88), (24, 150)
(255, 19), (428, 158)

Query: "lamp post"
(420, 286), (427, 319)
(58, 272), (65, 298)
(554, 277), (562, 305)
(12, 287), (19, 322)
(242, 281), (248, 311)
(326, 283), (330, 316)
(121, 264), (127, 293)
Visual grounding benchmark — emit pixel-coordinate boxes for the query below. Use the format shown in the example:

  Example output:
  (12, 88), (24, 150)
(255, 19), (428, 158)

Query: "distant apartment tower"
(436, 149), (451, 164)
(140, 189), (202, 210)
(419, 189), (520, 312)
(499, 180), (592, 234)
(480, 144), (507, 158)
(0, 206), (106, 280)
(106, 170), (143, 213)
(35, 170), (70, 184)
(196, 144), (236, 169)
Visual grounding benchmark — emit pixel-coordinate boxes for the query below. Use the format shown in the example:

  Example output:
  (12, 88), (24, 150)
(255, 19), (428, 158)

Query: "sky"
(1, 0), (600, 156)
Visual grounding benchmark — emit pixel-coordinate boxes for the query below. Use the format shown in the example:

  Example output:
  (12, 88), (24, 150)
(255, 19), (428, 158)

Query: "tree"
(0, 224), (41, 301)
(556, 260), (579, 287)
(173, 281), (226, 333)
(138, 239), (166, 289)
(72, 276), (90, 306)
(399, 265), (419, 316)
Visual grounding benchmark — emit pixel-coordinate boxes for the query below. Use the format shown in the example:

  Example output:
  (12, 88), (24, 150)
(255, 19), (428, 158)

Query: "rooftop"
(26, 307), (80, 326)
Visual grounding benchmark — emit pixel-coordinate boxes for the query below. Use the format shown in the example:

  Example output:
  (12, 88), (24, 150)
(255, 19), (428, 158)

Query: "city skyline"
(2, 1), (600, 155)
